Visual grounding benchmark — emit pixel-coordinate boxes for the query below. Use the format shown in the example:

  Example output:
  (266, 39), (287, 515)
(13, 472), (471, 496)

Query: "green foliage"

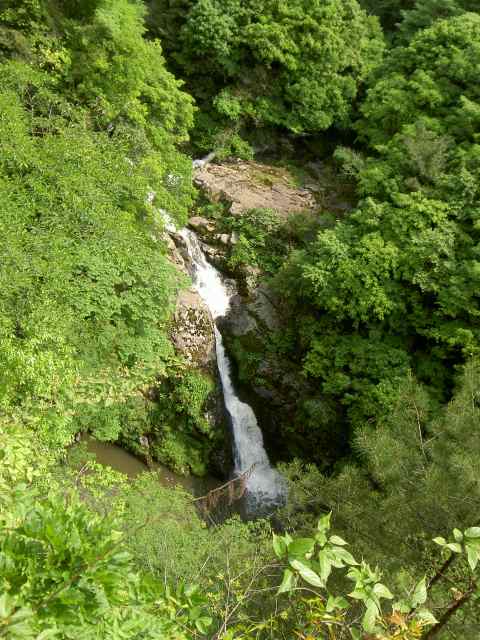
(2, 0), (480, 635)
(226, 208), (288, 274)
(272, 514), (479, 639)
(359, 0), (415, 30)
(0, 1), (233, 478)
(434, 528), (480, 571)
(359, 0), (480, 37)
(0, 426), (208, 639)
(358, 12), (480, 146)
(0, 70), (190, 447)
(144, 368), (217, 475)
(149, 0), (384, 149)
(61, 0), (195, 144)
(397, 0), (468, 43)
(0, 0), (48, 32)
(61, 445), (278, 638)
(270, 12), (480, 430)
(0, 0), (203, 466)
(281, 360), (480, 637)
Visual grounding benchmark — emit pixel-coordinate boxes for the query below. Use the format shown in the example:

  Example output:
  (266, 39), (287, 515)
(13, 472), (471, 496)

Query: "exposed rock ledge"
(194, 160), (316, 216)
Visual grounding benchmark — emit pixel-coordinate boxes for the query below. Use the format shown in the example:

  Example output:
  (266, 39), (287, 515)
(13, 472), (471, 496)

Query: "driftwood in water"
(194, 465), (255, 514)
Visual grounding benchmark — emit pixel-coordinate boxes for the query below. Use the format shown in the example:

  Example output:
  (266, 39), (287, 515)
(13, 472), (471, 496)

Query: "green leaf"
(411, 577), (427, 607)
(318, 512), (332, 533)
(290, 560), (324, 588)
(185, 584), (199, 598)
(416, 608), (438, 625)
(446, 542), (463, 553)
(466, 544), (479, 571)
(334, 547), (358, 566)
(0, 593), (14, 618)
(394, 600), (412, 614)
(284, 532), (293, 546)
(433, 536), (446, 546)
(195, 616), (213, 635)
(349, 588), (367, 601)
(9, 607), (33, 623)
(453, 528), (463, 543)
(362, 601), (378, 633)
(273, 533), (287, 559)
(315, 531), (328, 547)
(326, 595), (349, 612)
(287, 538), (315, 560)
(188, 606), (202, 621)
(465, 527), (480, 538)
(318, 552), (332, 583)
(373, 583), (393, 600)
(277, 568), (295, 595)
(329, 535), (347, 546)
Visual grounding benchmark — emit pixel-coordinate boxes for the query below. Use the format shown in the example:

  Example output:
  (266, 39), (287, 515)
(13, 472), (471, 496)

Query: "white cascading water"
(178, 228), (286, 512)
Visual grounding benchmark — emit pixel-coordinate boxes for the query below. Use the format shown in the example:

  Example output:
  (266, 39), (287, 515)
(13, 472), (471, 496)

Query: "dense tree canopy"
(358, 11), (480, 145)
(0, 1), (223, 475)
(268, 12), (480, 431)
(0, 71), (183, 447)
(148, 0), (384, 151)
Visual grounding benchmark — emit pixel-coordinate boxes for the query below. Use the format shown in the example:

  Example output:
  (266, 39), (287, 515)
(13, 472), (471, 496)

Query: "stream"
(178, 228), (286, 514)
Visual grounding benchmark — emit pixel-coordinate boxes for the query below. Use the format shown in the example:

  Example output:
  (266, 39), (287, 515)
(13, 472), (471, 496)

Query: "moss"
(151, 428), (208, 476)
(117, 363), (224, 476)
(227, 334), (264, 385)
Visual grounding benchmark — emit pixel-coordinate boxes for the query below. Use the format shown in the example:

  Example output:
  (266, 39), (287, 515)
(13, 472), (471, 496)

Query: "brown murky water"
(80, 436), (221, 497)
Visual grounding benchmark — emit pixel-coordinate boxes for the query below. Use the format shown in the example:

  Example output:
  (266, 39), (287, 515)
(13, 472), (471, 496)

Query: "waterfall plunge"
(178, 228), (286, 513)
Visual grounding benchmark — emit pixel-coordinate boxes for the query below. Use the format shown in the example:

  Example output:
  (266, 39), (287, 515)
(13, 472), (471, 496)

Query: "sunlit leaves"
(0, 62), (193, 447)
(277, 568), (295, 595)
(435, 527), (480, 570)
(0, 429), (209, 639)
(271, 514), (463, 636)
(167, 0), (384, 137)
(290, 560), (324, 588)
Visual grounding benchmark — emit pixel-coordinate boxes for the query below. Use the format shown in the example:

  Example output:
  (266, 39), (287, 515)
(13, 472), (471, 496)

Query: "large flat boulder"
(194, 160), (316, 217)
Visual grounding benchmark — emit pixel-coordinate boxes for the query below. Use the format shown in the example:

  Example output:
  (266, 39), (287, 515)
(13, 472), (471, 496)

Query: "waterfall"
(178, 228), (286, 512)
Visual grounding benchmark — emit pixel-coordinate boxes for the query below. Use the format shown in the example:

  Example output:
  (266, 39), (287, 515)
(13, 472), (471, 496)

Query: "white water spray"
(178, 228), (285, 512)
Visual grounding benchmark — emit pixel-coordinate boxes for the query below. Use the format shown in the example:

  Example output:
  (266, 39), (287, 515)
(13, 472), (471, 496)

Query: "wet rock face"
(222, 285), (281, 337)
(216, 275), (314, 464)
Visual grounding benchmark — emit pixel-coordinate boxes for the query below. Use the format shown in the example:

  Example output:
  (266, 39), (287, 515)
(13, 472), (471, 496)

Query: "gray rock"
(249, 284), (282, 331)
(217, 233), (231, 246)
(171, 289), (216, 369)
(188, 216), (215, 233)
(223, 294), (258, 336)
